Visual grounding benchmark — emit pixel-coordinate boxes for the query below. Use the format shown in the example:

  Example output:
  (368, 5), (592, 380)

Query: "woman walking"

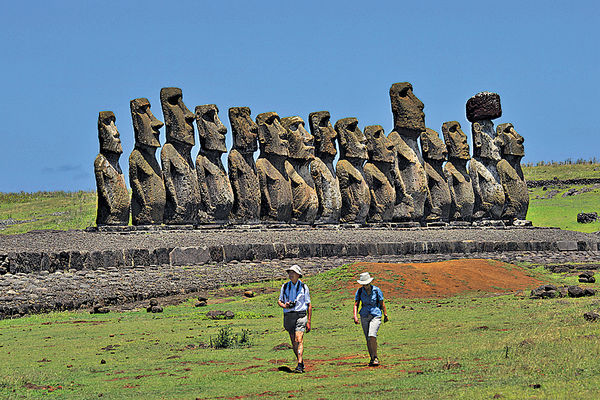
(353, 272), (388, 366)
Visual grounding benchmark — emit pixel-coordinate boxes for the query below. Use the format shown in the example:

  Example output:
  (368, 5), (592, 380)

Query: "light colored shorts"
(361, 314), (382, 338)
(284, 311), (308, 334)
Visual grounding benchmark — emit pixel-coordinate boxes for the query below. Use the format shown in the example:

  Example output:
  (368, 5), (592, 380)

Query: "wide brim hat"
(285, 264), (303, 277)
(357, 272), (374, 285)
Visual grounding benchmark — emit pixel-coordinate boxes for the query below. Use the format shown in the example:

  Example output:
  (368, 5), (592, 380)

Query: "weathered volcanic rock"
(466, 92), (502, 122)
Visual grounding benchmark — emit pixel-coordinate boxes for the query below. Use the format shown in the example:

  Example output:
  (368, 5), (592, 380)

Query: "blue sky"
(0, 1), (598, 192)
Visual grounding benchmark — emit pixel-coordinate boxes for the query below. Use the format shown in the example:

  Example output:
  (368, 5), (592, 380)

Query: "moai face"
(130, 98), (163, 148)
(195, 104), (227, 153)
(442, 121), (470, 160)
(364, 125), (394, 163)
(389, 82), (425, 137)
(281, 116), (314, 161)
(256, 112), (289, 157)
(98, 111), (123, 154)
(472, 122), (501, 161)
(229, 107), (258, 153)
(420, 128), (447, 161)
(496, 123), (525, 157)
(160, 87), (195, 146)
(308, 111), (337, 157)
(335, 118), (368, 160)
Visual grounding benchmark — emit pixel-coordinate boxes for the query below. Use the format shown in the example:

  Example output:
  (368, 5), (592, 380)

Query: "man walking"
(278, 265), (312, 373)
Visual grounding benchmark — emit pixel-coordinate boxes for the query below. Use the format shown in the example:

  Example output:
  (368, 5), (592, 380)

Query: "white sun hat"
(357, 272), (374, 285)
(285, 264), (303, 277)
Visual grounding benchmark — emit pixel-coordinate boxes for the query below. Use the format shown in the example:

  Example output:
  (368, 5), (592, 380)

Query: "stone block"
(557, 241), (578, 251)
(153, 248), (171, 265)
(209, 246), (225, 262)
(169, 246), (211, 266)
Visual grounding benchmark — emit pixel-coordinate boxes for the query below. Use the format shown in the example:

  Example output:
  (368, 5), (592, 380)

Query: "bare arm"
(306, 303), (312, 332)
(353, 300), (360, 324)
(381, 300), (388, 322)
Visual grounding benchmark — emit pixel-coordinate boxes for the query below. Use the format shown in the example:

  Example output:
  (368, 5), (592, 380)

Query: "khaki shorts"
(361, 314), (381, 338)
(283, 311), (308, 334)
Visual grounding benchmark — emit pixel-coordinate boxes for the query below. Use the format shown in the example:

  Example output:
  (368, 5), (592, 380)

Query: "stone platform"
(1, 225), (598, 274)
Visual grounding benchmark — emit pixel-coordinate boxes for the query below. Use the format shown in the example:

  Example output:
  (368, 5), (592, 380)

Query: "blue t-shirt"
(279, 280), (311, 313)
(355, 285), (384, 317)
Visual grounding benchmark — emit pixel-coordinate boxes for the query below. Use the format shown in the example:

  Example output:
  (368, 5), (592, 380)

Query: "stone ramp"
(0, 226), (598, 274)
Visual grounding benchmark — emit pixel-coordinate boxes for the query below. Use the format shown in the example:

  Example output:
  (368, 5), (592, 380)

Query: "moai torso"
(256, 112), (293, 222)
(308, 111), (341, 223)
(389, 82), (430, 222)
(496, 123), (529, 220)
(335, 118), (370, 223)
(467, 92), (505, 220)
(363, 125), (396, 222)
(227, 107), (261, 222)
(129, 98), (166, 225)
(421, 128), (451, 222)
(95, 111), (130, 226)
(442, 121), (474, 221)
(159, 87), (201, 224)
(282, 116), (318, 224)
(195, 105), (233, 222)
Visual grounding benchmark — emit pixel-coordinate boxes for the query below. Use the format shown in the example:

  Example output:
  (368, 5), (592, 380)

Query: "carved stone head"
(256, 112), (289, 157)
(335, 118), (368, 160)
(466, 91), (502, 122)
(420, 128), (447, 161)
(160, 87), (195, 146)
(98, 111), (122, 154)
(308, 111), (337, 157)
(472, 122), (501, 161)
(130, 98), (163, 148)
(389, 82), (425, 136)
(229, 107), (258, 153)
(442, 121), (470, 160)
(281, 116), (314, 161)
(496, 123), (524, 157)
(364, 125), (394, 163)
(195, 104), (227, 153)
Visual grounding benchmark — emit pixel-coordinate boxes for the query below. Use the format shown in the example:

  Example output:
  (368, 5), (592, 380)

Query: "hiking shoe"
(372, 357), (380, 366)
(294, 363), (305, 373)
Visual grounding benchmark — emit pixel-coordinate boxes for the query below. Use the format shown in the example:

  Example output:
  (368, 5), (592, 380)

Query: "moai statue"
(388, 82), (430, 222)
(255, 112), (293, 222)
(335, 118), (370, 223)
(195, 104), (234, 222)
(496, 123), (528, 220)
(421, 128), (451, 222)
(281, 116), (318, 224)
(467, 92), (505, 220)
(364, 125), (396, 222)
(228, 107), (261, 222)
(308, 111), (341, 223)
(442, 121), (474, 221)
(159, 87), (202, 224)
(95, 111), (130, 225)
(129, 98), (166, 225)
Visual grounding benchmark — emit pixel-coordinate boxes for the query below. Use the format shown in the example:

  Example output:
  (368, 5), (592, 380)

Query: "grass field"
(1, 262), (599, 399)
(523, 163), (600, 181)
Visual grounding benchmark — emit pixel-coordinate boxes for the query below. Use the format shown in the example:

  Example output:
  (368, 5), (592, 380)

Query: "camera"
(287, 301), (296, 308)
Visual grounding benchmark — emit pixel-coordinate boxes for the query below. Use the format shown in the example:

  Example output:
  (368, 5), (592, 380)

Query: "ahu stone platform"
(0, 225), (598, 274)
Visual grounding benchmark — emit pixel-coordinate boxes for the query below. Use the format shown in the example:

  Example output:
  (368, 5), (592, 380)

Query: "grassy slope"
(523, 163), (600, 181)
(1, 264), (599, 399)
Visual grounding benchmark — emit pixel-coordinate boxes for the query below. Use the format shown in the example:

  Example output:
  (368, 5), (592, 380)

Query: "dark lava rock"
(243, 290), (255, 298)
(466, 92), (502, 122)
(198, 295), (208, 302)
(584, 288), (596, 296)
(149, 299), (159, 306)
(206, 310), (235, 320)
(568, 286), (585, 298)
(531, 284), (560, 299)
(583, 311), (600, 322)
(195, 300), (207, 307)
(150, 305), (163, 313)
(577, 212), (598, 224)
(578, 271), (595, 283)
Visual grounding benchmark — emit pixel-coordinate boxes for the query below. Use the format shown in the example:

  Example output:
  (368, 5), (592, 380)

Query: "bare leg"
(289, 332), (299, 361)
(295, 331), (304, 364)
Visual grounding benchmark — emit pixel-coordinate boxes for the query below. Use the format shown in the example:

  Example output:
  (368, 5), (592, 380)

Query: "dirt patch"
(338, 259), (545, 299)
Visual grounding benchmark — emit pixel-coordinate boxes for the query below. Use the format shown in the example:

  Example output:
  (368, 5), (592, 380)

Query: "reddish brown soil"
(340, 259), (545, 299)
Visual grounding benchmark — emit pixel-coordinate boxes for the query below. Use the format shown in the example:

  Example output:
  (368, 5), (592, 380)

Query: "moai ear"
(420, 136), (429, 154)
(473, 123), (483, 148)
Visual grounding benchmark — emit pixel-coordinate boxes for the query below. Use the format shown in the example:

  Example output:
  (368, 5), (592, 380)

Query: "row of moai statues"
(95, 84), (528, 226)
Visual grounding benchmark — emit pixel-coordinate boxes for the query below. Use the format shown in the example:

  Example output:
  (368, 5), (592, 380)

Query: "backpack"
(284, 281), (307, 302)
(357, 286), (382, 309)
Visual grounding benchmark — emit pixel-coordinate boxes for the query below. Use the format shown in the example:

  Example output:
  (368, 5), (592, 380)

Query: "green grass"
(523, 163), (600, 181)
(527, 185), (600, 232)
(1, 264), (600, 399)
(0, 191), (96, 235)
